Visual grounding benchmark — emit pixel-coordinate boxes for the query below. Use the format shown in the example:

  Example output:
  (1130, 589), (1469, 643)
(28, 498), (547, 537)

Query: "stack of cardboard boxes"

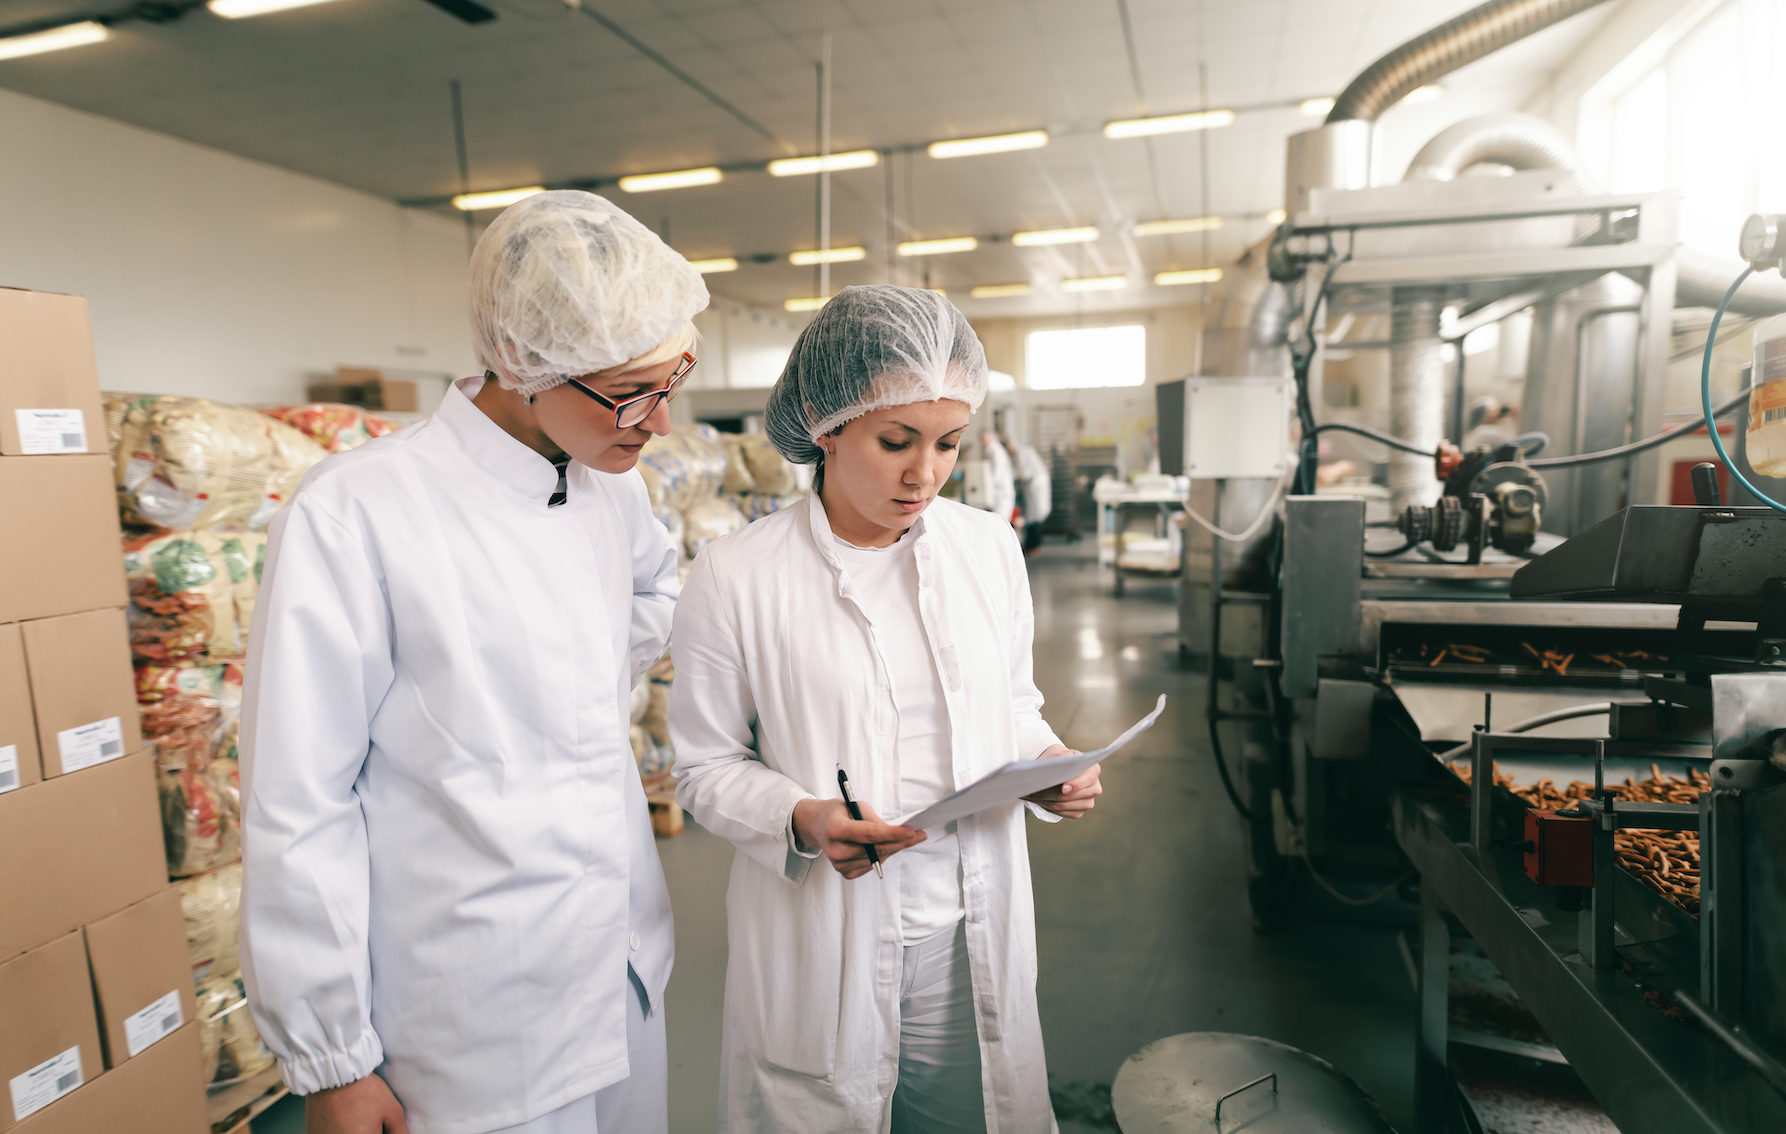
(0, 286), (209, 1134)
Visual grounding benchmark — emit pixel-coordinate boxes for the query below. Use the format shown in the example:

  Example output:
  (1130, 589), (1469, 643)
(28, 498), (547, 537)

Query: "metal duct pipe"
(1403, 111), (1588, 187)
(1327, 0), (1614, 124)
(1676, 248), (1786, 316)
(1389, 290), (1447, 509)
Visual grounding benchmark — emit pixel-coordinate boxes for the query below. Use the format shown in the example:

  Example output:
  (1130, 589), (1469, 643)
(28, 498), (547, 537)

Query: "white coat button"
(630, 932), (641, 951)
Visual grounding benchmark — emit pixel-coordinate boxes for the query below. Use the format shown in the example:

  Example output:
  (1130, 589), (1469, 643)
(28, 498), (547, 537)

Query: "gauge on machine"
(1739, 213), (1785, 268)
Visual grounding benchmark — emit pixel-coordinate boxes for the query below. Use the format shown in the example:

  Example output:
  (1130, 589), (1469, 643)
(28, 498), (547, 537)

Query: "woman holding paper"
(670, 285), (1100, 1133)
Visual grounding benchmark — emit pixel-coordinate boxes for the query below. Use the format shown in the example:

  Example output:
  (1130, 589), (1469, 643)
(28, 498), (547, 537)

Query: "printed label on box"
(14, 409), (88, 455)
(57, 717), (126, 775)
(0, 746), (17, 795)
(124, 989), (184, 1058)
(9, 1045), (82, 1122)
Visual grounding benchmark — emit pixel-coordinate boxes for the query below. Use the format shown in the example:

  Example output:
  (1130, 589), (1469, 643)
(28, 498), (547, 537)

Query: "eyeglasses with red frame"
(565, 352), (697, 429)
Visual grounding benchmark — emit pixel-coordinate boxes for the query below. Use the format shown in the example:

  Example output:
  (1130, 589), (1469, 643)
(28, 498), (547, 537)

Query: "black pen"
(836, 765), (882, 878)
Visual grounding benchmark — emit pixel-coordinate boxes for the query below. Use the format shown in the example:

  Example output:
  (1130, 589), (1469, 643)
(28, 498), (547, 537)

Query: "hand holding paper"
(896, 695), (1167, 831)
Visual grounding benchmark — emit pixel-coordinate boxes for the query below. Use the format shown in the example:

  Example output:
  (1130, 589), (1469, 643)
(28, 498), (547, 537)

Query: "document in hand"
(895, 694), (1167, 831)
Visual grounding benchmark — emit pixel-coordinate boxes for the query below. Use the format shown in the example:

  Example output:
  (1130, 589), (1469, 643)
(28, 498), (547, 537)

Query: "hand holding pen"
(788, 767), (926, 881)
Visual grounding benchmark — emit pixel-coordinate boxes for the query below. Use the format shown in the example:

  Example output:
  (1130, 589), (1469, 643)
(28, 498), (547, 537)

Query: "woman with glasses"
(671, 286), (1102, 1133)
(240, 191), (702, 1134)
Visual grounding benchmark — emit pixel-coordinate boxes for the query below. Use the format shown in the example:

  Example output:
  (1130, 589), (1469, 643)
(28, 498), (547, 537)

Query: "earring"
(524, 394), (535, 406)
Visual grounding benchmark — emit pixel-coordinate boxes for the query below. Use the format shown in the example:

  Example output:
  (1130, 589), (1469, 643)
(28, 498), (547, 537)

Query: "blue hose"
(1701, 267), (1786, 513)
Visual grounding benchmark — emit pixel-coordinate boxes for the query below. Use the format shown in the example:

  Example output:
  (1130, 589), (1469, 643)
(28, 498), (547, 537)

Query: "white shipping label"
(57, 717), (126, 775)
(14, 409), (88, 455)
(123, 989), (184, 1058)
(10, 1045), (82, 1122)
(0, 745), (18, 795)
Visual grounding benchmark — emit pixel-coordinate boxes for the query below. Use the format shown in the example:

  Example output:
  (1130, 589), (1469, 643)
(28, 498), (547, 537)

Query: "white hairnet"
(468, 191), (709, 396)
(765, 285), (988, 465)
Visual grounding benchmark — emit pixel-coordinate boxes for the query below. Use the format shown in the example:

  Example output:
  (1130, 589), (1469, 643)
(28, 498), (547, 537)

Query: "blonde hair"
(612, 321), (700, 376)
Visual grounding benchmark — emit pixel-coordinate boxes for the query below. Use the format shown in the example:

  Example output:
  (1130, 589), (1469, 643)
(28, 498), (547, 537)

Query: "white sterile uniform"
(1014, 444), (1052, 526)
(671, 492), (1064, 1134)
(983, 438), (1017, 520)
(240, 376), (678, 1134)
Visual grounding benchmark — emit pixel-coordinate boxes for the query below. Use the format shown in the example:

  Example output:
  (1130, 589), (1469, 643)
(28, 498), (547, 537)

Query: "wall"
(0, 86), (474, 408)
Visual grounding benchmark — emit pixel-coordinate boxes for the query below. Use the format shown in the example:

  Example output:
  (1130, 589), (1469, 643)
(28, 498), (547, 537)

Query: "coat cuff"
(782, 793), (819, 884)
(276, 1029), (385, 1096)
(1025, 800), (1064, 824)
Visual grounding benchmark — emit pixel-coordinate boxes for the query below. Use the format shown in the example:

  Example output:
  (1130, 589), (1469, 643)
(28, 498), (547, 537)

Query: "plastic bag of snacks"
(177, 863), (243, 981)
(681, 496), (749, 559)
(137, 663), (242, 772)
(738, 433), (799, 496)
(197, 972), (274, 1088)
(637, 425), (727, 513)
(104, 394), (327, 531)
(657, 509), (687, 563)
(123, 531), (265, 666)
(161, 763), (227, 877)
(736, 492), (803, 522)
(261, 403), (399, 454)
(721, 435), (758, 495)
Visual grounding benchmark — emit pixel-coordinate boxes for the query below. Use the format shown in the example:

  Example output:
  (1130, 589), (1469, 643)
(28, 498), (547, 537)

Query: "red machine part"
(1524, 809), (1594, 888)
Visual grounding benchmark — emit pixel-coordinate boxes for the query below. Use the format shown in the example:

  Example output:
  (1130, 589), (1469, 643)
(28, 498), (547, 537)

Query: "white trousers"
(891, 921), (987, 1134)
(489, 969), (667, 1134)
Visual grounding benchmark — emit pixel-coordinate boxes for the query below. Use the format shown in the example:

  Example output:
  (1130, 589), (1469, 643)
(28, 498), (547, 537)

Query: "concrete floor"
(261, 543), (1415, 1133)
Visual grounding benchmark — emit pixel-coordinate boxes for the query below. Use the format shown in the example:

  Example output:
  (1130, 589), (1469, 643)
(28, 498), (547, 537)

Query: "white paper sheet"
(895, 694), (1167, 831)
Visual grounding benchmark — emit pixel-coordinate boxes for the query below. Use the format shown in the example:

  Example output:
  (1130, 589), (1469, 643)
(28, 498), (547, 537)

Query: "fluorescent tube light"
(208, 0), (348, 17)
(767, 150), (880, 176)
(1266, 208), (1287, 225)
(1299, 97), (1335, 117)
(1103, 109), (1235, 139)
(687, 258), (739, 274)
(1134, 216), (1223, 237)
(0, 21), (109, 59)
(451, 186), (545, 211)
(970, 284), (1032, 299)
(789, 246), (865, 266)
(784, 297), (828, 312)
(1012, 226), (1098, 247)
(617, 167), (723, 193)
(898, 237), (979, 257)
(1061, 275), (1128, 292)
(1154, 268), (1223, 286)
(927, 130), (1049, 159)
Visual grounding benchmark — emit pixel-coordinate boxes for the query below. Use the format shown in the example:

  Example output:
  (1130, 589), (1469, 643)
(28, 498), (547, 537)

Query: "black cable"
(1365, 539), (1415, 558)
(1207, 717), (1263, 825)
(1308, 421), (1434, 456)
(1512, 431), (1550, 457)
(1528, 389), (1749, 469)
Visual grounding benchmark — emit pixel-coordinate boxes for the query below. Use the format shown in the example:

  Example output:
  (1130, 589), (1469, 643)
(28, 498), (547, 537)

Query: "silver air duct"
(1389, 290), (1448, 508)
(1326, 0), (1614, 124)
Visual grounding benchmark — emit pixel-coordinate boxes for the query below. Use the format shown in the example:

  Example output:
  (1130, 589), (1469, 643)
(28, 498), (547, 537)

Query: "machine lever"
(1692, 462), (1723, 507)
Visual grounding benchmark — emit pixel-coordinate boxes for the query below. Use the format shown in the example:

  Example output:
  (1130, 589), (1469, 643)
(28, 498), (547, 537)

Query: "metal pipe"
(1327, 0), (1614, 124)
(1404, 111), (1588, 187)
(1389, 289), (1446, 509)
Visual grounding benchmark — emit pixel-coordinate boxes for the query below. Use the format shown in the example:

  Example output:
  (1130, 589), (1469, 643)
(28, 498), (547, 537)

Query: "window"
(1024, 325), (1146, 390)
(1587, 0), (1786, 255)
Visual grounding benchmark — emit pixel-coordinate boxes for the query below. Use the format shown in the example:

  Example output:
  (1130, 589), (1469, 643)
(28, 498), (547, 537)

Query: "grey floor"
(260, 542), (1415, 1133)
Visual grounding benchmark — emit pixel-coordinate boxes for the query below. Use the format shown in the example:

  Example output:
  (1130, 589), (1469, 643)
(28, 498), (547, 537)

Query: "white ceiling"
(0, 0), (1613, 316)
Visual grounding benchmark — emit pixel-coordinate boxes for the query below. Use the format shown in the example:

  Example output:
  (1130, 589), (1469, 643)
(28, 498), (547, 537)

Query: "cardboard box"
(11, 1023), (205, 1134)
(0, 626), (40, 796)
(20, 610), (142, 780)
(0, 932), (102, 1129)
(0, 289), (105, 458)
(310, 367), (419, 413)
(0, 458), (127, 625)
(83, 889), (198, 1070)
(0, 753), (165, 961)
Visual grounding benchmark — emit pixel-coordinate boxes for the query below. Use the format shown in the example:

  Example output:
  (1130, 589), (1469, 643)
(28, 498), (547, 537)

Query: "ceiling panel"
(0, 0), (1613, 317)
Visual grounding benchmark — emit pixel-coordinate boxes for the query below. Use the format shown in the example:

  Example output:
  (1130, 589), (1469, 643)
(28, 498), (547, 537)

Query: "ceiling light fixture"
(1062, 275), (1128, 292)
(208, 0), (349, 16)
(767, 149), (880, 176)
(784, 297), (828, 312)
(927, 130), (1049, 159)
(970, 284), (1033, 299)
(0, 20), (109, 59)
(1406, 84), (1444, 104)
(1103, 108), (1235, 139)
(897, 236), (979, 257)
(1266, 208), (1287, 225)
(1012, 226), (1098, 247)
(1299, 97), (1336, 117)
(451, 186), (545, 211)
(616, 167), (723, 193)
(789, 246), (866, 266)
(687, 257), (739, 274)
(1154, 268), (1223, 286)
(1134, 216), (1224, 237)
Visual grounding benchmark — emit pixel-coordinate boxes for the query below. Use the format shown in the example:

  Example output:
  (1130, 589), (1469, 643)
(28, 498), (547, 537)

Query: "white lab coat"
(240, 378), (678, 1134)
(983, 439), (1018, 520)
(670, 493), (1062, 1134)
(1014, 444), (1052, 526)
